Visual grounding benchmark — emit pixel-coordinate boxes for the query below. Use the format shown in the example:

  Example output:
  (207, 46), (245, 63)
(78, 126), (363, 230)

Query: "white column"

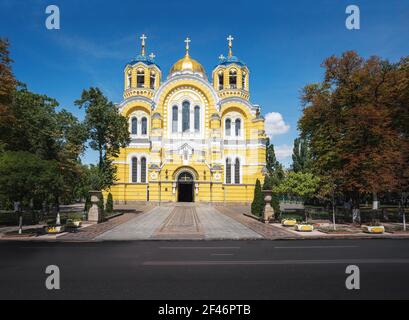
(137, 119), (142, 137)
(189, 107), (194, 133)
(178, 107), (182, 133)
(138, 158), (141, 183)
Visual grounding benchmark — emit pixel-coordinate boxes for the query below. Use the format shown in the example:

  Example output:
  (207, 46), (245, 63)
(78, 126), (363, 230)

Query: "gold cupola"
(169, 37), (206, 77)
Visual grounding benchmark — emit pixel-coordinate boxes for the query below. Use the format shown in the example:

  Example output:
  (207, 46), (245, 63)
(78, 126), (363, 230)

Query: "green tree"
(291, 137), (312, 173)
(106, 193), (114, 214)
(265, 138), (284, 182)
(0, 151), (55, 209)
(8, 86), (87, 212)
(251, 179), (264, 217)
(75, 87), (130, 190)
(275, 171), (320, 203)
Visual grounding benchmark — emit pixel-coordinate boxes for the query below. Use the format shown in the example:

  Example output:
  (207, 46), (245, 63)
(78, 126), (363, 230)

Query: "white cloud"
(274, 144), (293, 162)
(264, 112), (290, 137)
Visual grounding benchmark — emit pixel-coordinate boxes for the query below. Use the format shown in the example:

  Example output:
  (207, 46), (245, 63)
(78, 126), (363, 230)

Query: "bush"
(279, 212), (304, 222)
(251, 179), (264, 217)
(106, 193), (113, 213)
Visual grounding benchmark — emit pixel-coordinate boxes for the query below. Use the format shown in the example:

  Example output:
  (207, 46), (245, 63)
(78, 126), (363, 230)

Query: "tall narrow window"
(242, 72), (246, 90)
(127, 71), (132, 88)
(229, 69), (237, 89)
(150, 71), (156, 89)
(225, 119), (231, 136)
(141, 117), (147, 135)
(235, 119), (241, 136)
(131, 117), (138, 135)
(137, 69), (144, 88)
(182, 101), (190, 132)
(172, 106), (178, 133)
(226, 158), (232, 184)
(141, 157), (147, 183)
(234, 158), (240, 184)
(218, 71), (224, 90)
(131, 157), (138, 183)
(194, 106), (200, 132)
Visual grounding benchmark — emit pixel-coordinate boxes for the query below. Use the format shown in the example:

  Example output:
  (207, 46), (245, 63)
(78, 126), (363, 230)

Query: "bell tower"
(123, 34), (162, 99)
(212, 35), (250, 100)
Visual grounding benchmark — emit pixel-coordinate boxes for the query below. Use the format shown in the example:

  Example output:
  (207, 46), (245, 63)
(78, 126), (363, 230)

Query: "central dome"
(170, 53), (205, 75)
(169, 38), (206, 76)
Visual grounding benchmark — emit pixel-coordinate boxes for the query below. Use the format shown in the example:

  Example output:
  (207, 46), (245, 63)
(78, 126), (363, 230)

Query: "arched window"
(182, 101), (190, 132)
(242, 72), (246, 90)
(225, 158), (232, 184)
(137, 69), (144, 88)
(150, 71), (156, 89)
(131, 157), (138, 183)
(140, 157), (147, 183)
(172, 106), (178, 133)
(225, 119), (231, 136)
(234, 158), (240, 184)
(218, 71), (224, 90)
(194, 106), (200, 132)
(235, 118), (241, 136)
(127, 71), (132, 88)
(131, 117), (138, 135)
(229, 69), (237, 89)
(141, 117), (147, 135)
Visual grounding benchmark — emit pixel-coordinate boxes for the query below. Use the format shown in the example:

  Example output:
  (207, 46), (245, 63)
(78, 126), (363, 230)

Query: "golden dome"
(169, 37), (205, 76)
(170, 53), (205, 75)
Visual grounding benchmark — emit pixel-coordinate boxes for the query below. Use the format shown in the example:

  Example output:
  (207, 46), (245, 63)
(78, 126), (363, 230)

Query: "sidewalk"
(0, 204), (152, 241)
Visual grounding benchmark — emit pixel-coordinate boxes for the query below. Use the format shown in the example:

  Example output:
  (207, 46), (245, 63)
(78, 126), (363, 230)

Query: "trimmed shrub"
(106, 193), (113, 214)
(251, 179), (264, 217)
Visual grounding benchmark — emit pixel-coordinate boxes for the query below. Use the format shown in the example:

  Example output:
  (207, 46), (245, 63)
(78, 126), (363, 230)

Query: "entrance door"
(177, 172), (194, 202)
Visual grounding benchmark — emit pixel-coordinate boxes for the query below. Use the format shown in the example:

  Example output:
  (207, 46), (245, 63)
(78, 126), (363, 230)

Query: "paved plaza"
(96, 203), (263, 240)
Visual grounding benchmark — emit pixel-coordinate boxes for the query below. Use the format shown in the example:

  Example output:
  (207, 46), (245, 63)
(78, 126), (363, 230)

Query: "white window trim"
(129, 111), (149, 138)
(128, 153), (149, 183)
(167, 90), (205, 139)
(223, 112), (244, 140)
(224, 155), (242, 184)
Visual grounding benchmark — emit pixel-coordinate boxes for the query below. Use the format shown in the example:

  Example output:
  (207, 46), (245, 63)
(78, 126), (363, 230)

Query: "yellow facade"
(109, 35), (267, 204)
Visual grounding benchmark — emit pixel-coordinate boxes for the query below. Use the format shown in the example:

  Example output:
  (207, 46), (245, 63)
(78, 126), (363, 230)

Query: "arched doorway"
(177, 171), (194, 202)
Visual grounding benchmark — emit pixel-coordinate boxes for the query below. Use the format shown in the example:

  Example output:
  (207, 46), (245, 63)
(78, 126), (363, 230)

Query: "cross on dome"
(227, 35), (234, 57)
(140, 34), (147, 56)
(184, 37), (191, 55)
(149, 52), (156, 60)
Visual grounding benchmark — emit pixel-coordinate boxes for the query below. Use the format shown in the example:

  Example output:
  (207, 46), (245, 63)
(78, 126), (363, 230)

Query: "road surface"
(0, 239), (408, 299)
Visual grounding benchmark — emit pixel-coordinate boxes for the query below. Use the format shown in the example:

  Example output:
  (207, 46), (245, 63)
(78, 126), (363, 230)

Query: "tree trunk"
(352, 192), (361, 225)
(372, 192), (379, 210)
(332, 191), (336, 231)
(55, 194), (61, 226)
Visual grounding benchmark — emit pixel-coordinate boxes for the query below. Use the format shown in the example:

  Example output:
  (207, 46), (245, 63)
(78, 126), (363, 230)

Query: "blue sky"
(1, 0), (408, 166)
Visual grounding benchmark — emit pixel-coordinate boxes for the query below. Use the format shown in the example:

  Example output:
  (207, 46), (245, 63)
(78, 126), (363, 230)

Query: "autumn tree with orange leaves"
(299, 51), (409, 222)
(0, 38), (17, 151)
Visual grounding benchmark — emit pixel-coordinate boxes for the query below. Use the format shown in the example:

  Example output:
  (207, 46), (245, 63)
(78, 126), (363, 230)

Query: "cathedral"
(109, 35), (267, 203)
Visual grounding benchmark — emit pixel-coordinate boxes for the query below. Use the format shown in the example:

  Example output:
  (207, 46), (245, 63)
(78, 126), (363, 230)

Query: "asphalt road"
(1, 239), (409, 299)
